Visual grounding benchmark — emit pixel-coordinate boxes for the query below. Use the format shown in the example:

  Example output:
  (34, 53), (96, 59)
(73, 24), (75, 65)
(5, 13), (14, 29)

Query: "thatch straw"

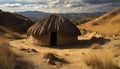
(27, 14), (81, 36)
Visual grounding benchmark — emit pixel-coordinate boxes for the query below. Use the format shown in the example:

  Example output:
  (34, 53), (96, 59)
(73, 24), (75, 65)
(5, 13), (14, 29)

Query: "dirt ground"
(10, 34), (120, 69)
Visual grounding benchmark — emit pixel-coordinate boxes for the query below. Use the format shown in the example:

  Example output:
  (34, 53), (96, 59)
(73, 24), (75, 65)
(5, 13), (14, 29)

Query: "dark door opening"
(50, 32), (57, 46)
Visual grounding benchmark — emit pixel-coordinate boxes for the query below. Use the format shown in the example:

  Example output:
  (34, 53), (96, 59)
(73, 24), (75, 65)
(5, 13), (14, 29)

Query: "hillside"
(78, 7), (120, 36)
(72, 16), (97, 25)
(0, 10), (34, 34)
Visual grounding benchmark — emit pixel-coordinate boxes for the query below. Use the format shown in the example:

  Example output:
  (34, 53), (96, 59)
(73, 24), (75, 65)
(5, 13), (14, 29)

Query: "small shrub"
(92, 23), (98, 25)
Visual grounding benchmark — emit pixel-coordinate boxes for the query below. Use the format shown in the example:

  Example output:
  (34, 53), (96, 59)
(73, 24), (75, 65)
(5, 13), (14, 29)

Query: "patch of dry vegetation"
(0, 36), (35, 69)
(0, 36), (15, 69)
(0, 26), (27, 39)
(3, 32), (27, 40)
(82, 49), (119, 69)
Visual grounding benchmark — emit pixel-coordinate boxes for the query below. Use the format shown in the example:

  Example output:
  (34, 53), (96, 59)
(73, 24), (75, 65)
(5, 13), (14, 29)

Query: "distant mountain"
(16, 11), (50, 21)
(78, 7), (120, 36)
(61, 12), (106, 20)
(16, 11), (105, 21)
(0, 9), (34, 34)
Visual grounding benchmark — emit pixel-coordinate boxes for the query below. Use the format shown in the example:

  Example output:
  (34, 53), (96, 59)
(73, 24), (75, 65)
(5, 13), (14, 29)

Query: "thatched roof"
(27, 14), (81, 36)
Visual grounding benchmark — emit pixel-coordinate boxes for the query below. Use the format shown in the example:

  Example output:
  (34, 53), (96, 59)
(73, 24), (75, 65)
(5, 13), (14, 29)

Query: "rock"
(44, 53), (69, 65)
(20, 48), (38, 53)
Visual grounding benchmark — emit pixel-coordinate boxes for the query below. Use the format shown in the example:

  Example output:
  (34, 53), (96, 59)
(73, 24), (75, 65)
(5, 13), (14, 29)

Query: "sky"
(0, 0), (120, 13)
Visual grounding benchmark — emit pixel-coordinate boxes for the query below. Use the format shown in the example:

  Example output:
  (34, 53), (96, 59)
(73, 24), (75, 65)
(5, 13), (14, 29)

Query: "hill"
(0, 10), (34, 39)
(0, 9), (34, 34)
(16, 11), (105, 21)
(72, 16), (97, 25)
(78, 7), (120, 36)
(17, 11), (50, 21)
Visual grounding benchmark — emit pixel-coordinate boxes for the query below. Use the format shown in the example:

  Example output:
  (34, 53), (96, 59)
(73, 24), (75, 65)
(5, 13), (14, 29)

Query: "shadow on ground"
(15, 59), (35, 69)
(52, 37), (111, 49)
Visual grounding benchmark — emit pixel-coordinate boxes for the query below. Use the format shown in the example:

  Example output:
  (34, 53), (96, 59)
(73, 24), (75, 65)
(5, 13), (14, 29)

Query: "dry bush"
(0, 36), (15, 69)
(82, 49), (119, 69)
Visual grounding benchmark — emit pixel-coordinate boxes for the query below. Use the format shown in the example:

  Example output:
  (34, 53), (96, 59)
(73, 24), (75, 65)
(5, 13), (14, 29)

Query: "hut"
(27, 14), (81, 46)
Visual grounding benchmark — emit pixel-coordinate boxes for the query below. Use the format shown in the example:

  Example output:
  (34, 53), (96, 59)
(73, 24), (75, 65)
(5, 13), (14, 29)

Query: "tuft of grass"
(0, 36), (15, 69)
(82, 49), (119, 69)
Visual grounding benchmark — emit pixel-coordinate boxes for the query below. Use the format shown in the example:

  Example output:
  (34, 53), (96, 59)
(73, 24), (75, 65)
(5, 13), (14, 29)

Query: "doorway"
(50, 32), (57, 46)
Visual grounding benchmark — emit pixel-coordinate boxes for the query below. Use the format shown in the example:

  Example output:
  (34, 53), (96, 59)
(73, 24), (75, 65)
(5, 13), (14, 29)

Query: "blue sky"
(0, 0), (120, 13)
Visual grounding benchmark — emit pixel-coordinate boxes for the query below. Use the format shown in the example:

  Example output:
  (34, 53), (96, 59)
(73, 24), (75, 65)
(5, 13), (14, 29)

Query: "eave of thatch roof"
(27, 14), (81, 36)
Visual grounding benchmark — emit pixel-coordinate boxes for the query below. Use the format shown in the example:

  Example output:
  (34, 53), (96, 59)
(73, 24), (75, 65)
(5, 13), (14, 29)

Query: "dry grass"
(0, 36), (35, 69)
(82, 49), (119, 69)
(79, 7), (120, 36)
(3, 32), (27, 39)
(0, 26), (27, 40)
(0, 36), (15, 69)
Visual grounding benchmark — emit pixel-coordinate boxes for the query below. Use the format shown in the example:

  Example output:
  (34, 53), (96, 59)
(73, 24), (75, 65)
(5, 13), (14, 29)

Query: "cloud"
(0, 0), (120, 13)
(47, 0), (65, 8)
(83, 0), (120, 4)
(48, 0), (59, 5)
(0, 0), (46, 3)
(63, 0), (120, 13)
(64, 0), (86, 8)
(16, 0), (41, 2)
(23, 4), (48, 9)
(0, 3), (22, 7)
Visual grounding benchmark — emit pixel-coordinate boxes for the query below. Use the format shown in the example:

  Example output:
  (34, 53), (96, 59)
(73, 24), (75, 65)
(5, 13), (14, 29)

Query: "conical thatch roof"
(27, 14), (81, 36)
